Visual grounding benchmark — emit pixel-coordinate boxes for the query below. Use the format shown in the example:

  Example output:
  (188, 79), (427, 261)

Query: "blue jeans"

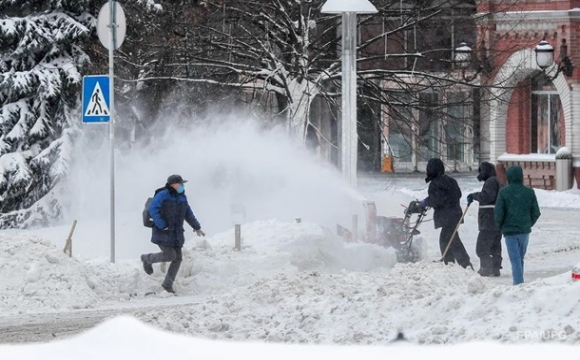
(504, 234), (529, 285)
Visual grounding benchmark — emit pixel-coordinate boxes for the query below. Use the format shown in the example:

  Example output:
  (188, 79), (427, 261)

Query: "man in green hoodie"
(494, 165), (541, 285)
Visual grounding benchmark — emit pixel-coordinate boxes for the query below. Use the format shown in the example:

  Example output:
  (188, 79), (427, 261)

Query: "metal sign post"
(108, 0), (116, 264)
(97, 0), (126, 263)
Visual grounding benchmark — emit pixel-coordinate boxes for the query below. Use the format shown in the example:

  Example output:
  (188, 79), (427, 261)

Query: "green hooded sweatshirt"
(494, 165), (541, 235)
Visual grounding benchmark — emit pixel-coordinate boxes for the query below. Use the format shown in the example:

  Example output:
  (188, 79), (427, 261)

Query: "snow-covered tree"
(0, 0), (165, 228)
(0, 0), (99, 228)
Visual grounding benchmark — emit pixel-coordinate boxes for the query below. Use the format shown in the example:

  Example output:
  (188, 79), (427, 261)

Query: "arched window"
(530, 74), (563, 154)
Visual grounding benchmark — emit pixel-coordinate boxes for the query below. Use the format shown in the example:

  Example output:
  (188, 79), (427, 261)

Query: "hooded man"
(140, 174), (205, 294)
(467, 162), (504, 277)
(494, 165), (541, 285)
(420, 158), (472, 269)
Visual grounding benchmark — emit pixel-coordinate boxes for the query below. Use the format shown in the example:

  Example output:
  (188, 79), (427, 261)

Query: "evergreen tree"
(0, 0), (96, 228)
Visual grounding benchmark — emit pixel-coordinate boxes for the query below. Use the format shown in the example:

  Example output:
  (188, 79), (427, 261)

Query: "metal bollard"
(235, 224), (241, 251)
(352, 214), (358, 241)
(365, 201), (377, 243)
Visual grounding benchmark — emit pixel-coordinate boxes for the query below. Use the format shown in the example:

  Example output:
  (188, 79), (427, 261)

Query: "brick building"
(477, 0), (580, 189)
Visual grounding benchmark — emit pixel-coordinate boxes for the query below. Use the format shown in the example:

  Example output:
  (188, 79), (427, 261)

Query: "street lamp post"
(322, 0), (377, 188)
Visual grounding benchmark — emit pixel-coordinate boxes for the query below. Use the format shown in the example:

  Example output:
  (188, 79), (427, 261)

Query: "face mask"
(177, 184), (185, 194)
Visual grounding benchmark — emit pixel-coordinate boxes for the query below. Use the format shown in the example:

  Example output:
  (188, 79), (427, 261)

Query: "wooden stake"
(62, 220), (78, 257)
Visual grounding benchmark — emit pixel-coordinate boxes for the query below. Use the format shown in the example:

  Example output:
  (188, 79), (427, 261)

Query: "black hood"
(477, 162), (497, 182)
(425, 158), (445, 183)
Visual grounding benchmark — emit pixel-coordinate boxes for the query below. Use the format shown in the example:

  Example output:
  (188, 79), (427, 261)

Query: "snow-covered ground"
(2, 317), (579, 360)
(2, 200), (580, 345)
(4, 316), (580, 360)
(1, 124), (580, 358)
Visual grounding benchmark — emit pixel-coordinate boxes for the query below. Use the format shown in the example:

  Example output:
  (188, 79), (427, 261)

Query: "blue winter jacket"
(148, 185), (201, 247)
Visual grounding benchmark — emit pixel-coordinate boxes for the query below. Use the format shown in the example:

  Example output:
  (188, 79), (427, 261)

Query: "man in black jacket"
(420, 158), (472, 268)
(467, 162), (504, 277)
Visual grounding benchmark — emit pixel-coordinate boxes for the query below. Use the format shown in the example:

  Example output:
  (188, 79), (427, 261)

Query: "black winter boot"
(162, 284), (176, 294)
(478, 267), (493, 277)
(141, 255), (153, 275)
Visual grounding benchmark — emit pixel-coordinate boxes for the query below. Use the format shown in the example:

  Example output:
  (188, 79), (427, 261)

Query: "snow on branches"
(0, 3), (92, 228)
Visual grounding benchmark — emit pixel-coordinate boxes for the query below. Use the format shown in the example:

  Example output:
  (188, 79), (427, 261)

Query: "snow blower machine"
(375, 200), (429, 263)
(336, 200), (429, 263)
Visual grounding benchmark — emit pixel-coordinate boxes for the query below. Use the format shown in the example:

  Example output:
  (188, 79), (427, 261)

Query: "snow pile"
(0, 231), (145, 315)
(177, 220), (398, 295)
(555, 147), (572, 159)
(135, 262), (477, 344)
(3, 316), (580, 360)
(0, 220), (396, 315)
(532, 187), (580, 209)
(135, 260), (580, 345)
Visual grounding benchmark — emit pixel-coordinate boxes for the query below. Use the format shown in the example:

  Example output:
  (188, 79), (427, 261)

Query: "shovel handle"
(439, 203), (471, 261)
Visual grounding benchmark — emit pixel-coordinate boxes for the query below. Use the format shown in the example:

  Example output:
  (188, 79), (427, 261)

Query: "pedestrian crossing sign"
(82, 75), (110, 123)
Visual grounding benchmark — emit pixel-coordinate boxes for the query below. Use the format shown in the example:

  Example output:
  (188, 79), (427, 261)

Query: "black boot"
(478, 267), (493, 277)
(141, 255), (153, 275)
(162, 284), (176, 294)
(491, 256), (502, 277)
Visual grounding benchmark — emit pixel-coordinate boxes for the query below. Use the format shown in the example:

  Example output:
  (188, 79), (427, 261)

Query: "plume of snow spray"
(64, 116), (368, 236)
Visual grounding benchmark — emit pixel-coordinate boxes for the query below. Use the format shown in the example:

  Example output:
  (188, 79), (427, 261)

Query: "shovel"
(435, 203), (471, 263)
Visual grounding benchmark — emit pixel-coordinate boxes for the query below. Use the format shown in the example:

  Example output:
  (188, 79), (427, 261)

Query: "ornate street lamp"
(452, 41), (492, 82)
(535, 38), (573, 80)
(454, 41), (472, 68)
(321, 0), (378, 188)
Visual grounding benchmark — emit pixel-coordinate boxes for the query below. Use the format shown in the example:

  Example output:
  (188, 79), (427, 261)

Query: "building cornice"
(478, 9), (580, 23)
(476, 9), (580, 32)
